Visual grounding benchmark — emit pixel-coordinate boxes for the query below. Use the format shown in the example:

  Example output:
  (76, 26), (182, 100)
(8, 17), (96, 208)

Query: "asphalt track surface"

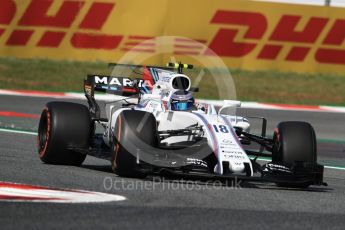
(0, 95), (345, 229)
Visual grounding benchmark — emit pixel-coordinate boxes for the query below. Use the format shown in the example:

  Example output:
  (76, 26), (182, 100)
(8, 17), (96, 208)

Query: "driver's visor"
(171, 100), (194, 111)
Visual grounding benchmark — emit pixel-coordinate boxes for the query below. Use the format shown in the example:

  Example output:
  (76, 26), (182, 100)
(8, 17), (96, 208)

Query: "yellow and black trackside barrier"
(1, 0), (345, 74)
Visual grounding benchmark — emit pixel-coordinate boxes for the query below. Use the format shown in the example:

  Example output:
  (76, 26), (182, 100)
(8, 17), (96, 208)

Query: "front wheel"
(272, 121), (317, 165)
(271, 121), (318, 188)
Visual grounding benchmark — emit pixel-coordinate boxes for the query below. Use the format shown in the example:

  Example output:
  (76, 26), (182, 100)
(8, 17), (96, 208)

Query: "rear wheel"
(38, 102), (91, 165)
(112, 110), (158, 178)
(272, 121), (317, 187)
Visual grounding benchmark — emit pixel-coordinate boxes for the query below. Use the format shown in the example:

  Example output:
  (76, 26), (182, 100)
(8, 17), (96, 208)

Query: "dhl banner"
(1, 0), (345, 74)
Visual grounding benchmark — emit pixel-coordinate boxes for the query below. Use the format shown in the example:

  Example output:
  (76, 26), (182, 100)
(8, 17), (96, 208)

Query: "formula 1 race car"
(37, 63), (325, 188)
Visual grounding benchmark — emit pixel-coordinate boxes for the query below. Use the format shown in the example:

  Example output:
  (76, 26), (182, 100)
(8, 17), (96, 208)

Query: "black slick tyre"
(112, 110), (158, 178)
(272, 121), (317, 188)
(37, 102), (91, 165)
(272, 121), (317, 165)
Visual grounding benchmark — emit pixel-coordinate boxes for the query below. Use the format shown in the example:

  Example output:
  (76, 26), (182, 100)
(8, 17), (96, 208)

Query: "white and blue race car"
(37, 63), (325, 188)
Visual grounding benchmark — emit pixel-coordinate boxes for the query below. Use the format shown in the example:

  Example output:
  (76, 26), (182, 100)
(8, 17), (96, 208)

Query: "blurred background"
(0, 0), (344, 105)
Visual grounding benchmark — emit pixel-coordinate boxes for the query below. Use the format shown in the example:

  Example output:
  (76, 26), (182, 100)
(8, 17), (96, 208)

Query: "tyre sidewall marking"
(39, 107), (51, 158)
(112, 114), (122, 171)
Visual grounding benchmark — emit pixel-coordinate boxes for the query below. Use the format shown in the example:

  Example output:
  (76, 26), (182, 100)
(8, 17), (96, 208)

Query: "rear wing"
(84, 75), (137, 121)
(84, 75), (152, 97)
(84, 62), (194, 97)
(84, 74), (157, 120)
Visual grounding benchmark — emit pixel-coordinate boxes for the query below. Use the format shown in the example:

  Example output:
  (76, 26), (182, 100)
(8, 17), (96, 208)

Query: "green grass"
(0, 58), (108, 92)
(0, 57), (344, 106)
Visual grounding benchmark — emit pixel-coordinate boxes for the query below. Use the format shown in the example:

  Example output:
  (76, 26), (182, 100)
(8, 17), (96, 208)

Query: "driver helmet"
(170, 90), (194, 111)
